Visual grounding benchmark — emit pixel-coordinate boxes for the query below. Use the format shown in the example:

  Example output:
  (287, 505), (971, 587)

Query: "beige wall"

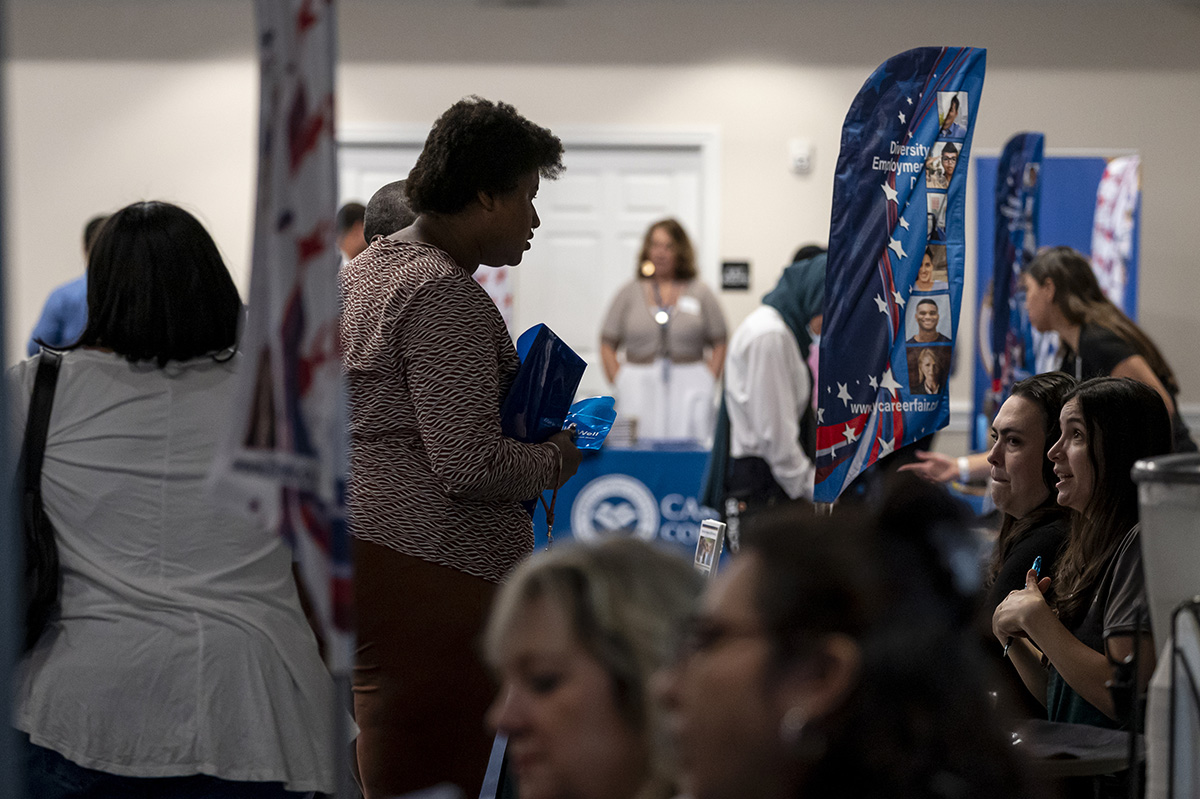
(7, 0), (1200, 450)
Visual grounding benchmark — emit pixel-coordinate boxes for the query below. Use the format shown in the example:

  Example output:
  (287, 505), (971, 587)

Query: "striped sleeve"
(400, 275), (557, 502)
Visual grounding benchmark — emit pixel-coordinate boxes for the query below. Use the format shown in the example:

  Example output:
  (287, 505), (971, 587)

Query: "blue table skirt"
(533, 444), (721, 561)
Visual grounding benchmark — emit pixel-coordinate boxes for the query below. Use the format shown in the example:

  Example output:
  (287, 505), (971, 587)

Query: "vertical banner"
(212, 0), (353, 675)
(984, 133), (1045, 425)
(970, 154), (1140, 450)
(815, 47), (986, 503)
(1091, 154), (1141, 311)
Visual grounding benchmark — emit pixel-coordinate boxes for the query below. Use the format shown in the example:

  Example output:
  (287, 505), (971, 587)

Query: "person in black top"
(994, 378), (1169, 730)
(984, 372), (1075, 610)
(1022, 245), (1196, 452)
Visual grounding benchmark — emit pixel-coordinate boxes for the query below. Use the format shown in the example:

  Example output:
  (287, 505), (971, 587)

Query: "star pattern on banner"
(880, 368), (902, 397)
(843, 424), (860, 445)
(878, 436), (895, 456)
(874, 294), (889, 314)
(899, 216), (910, 230)
(816, 407), (824, 423)
(837, 382), (852, 407)
(888, 237), (907, 259)
(881, 182), (898, 204)
(898, 110), (906, 124)
(868, 374), (878, 389)
(906, 96), (913, 105)
(892, 290), (906, 308)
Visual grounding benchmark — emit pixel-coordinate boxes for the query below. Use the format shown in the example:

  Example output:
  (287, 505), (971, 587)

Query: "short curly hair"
(406, 97), (564, 215)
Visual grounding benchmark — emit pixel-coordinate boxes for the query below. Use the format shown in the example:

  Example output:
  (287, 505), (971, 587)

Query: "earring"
(779, 705), (807, 745)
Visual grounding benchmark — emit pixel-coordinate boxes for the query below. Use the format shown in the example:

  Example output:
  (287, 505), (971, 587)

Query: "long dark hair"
(73, 201), (241, 367)
(743, 480), (1041, 799)
(985, 372), (1076, 588)
(1024, 246), (1179, 394)
(1053, 377), (1172, 624)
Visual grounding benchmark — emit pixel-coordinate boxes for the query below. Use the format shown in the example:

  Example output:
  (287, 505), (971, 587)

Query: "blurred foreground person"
(486, 539), (701, 799)
(658, 484), (1041, 799)
(12, 201), (339, 798)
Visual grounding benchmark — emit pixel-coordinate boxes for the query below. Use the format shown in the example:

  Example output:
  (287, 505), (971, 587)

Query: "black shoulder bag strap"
(20, 349), (63, 652)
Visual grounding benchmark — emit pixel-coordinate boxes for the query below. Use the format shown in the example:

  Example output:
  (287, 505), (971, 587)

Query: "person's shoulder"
(1079, 323), (1136, 364)
(1081, 323), (1127, 348)
(735, 306), (791, 341)
(45, 274), (87, 301)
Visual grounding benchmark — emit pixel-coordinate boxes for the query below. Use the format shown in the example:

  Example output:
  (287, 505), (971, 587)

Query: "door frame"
(338, 124), (723, 284)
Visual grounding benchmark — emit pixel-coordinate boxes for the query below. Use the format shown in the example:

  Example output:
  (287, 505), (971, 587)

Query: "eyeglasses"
(674, 614), (767, 662)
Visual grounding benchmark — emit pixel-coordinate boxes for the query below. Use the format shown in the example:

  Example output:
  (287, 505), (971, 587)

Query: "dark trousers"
(352, 540), (498, 799)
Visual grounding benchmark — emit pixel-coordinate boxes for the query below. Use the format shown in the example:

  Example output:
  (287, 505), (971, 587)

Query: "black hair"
(405, 96), (564, 215)
(73, 201), (242, 367)
(1053, 377), (1172, 624)
(364, 180), (417, 242)
(83, 215), (109, 255)
(916, 298), (938, 310)
(336, 202), (365, 235)
(742, 481), (1041, 799)
(941, 142), (959, 157)
(791, 244), (827, 264)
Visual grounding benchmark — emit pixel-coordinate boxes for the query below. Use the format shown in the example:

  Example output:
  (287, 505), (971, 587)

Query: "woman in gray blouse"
(599, 219), (727, 441)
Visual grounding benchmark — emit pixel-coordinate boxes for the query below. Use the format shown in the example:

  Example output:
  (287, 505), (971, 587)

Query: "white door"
(338, 134), (714, 400)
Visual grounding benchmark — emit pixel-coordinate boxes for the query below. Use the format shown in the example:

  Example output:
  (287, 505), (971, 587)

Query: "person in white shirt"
(11, 201), (339, 799)
(718, 247), (825, 513)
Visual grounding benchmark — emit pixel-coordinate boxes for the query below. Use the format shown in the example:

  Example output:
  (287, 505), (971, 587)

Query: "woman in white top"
(11, 201), (339, 798)
(599, 219), (727, 441)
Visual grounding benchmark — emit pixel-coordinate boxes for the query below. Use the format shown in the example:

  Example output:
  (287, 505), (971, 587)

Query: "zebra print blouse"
(340, 239), (557, 583)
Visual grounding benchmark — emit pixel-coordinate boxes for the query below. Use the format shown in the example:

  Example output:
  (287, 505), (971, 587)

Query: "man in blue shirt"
(27, 215), (107, 355)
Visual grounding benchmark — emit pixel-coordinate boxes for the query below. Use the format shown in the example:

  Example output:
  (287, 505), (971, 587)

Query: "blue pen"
(1003, 556), (1043, 657)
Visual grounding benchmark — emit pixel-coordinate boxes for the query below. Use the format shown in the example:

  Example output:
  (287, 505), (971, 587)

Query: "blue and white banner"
(986, 132), (1045, 423)
(212, 0), (353, 675)
(815, 47), (986, 503)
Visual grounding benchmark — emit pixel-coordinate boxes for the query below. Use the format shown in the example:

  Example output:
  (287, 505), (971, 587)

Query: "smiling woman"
(994, 377), (1172, 761)
(983, 372), (1075, 611)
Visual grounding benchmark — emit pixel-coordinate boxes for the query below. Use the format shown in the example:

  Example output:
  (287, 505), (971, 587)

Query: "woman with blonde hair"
(487, 539), (701, 799)
(600, 219), (727, 440)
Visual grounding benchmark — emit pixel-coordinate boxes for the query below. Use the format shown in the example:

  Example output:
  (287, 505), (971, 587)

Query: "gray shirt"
(600, 278), (726, 364)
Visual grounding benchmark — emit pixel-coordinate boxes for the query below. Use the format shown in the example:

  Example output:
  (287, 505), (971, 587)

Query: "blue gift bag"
(501, 324), (587, 444)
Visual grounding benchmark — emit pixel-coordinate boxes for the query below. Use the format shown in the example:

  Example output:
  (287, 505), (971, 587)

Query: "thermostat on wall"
(721, 261), (751, 291)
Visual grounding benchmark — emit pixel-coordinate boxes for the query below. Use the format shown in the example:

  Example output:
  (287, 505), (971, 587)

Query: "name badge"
(677, 296), (702, 316)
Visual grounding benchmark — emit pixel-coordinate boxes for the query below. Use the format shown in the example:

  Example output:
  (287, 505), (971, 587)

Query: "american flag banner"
(211, 0), (353, 675)
(1090, 154), (1141, 313)
(986, 132), (1045, 423)
(814, 47), (986, 504)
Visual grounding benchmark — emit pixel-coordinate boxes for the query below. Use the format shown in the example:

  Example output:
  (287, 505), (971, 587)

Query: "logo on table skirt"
(571, 474), (660, 542)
